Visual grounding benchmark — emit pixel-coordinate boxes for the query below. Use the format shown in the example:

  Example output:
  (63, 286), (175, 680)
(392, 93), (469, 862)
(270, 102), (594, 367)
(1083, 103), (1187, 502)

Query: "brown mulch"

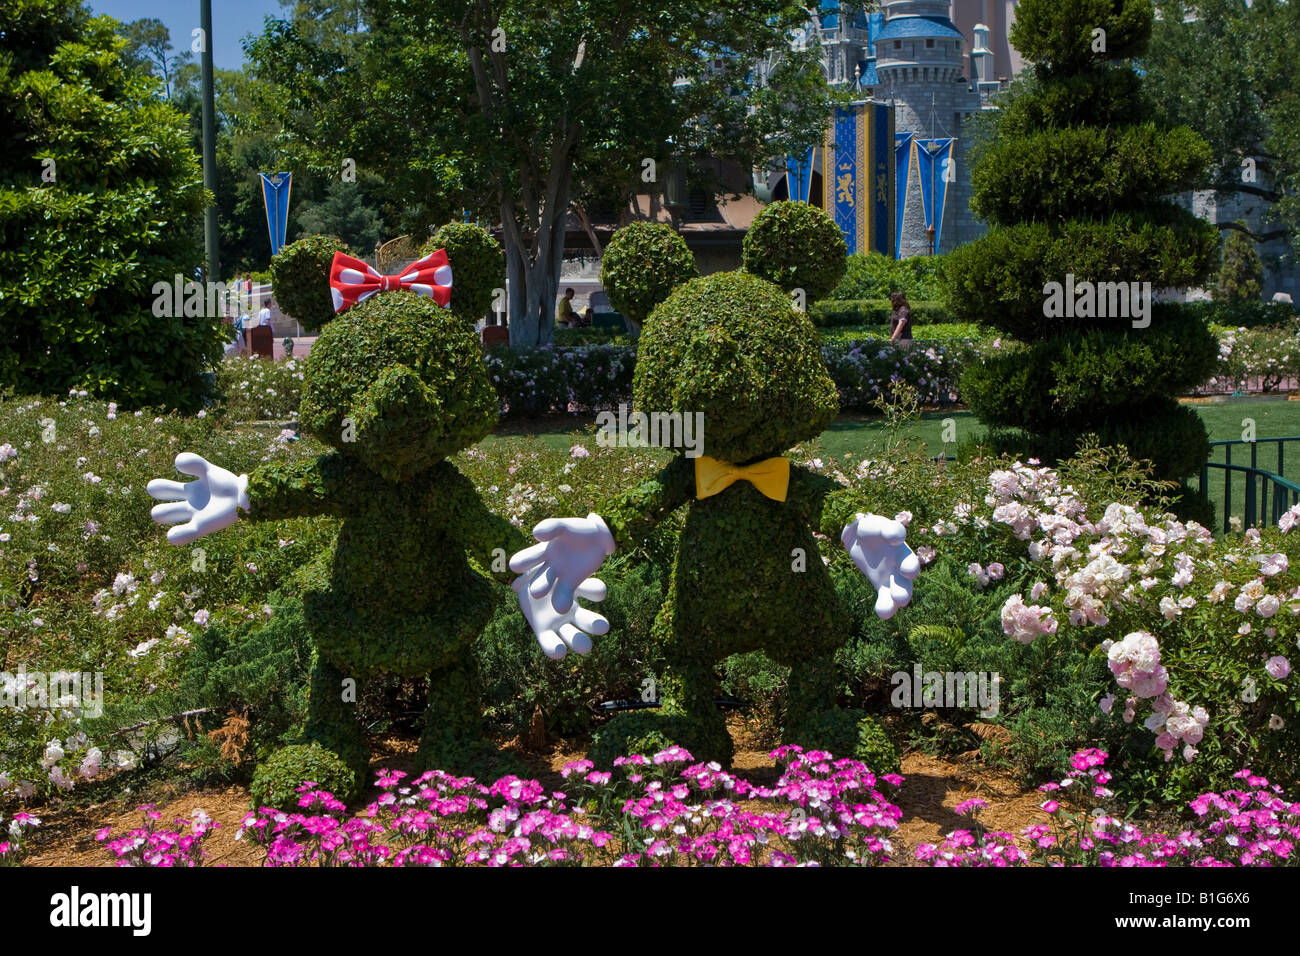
(24, 719), (1046, 867)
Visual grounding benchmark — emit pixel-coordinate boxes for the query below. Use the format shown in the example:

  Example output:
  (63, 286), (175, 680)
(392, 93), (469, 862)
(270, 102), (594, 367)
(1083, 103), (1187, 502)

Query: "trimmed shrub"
(421, 222), (503, 325)
(269, 235), (353, 332)
(599, 223), (697, 326)
(971, 124), (1211, 226)
(958, 307), (1218, 432)
(947, 0), (1217, 499)
(250, 742), (359, 809)
(1009, 0), (1153, 75)
(825, 251), (949, 303)
(742, 200), (847, 302)
(811, 299), (951, 328)
(943, 207), (1219, 341)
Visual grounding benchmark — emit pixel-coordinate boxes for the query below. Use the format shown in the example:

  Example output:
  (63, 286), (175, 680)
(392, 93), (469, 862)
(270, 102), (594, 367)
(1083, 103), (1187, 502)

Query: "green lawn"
(483, 398), (1300, 466)
(480, 398), (1300, 530)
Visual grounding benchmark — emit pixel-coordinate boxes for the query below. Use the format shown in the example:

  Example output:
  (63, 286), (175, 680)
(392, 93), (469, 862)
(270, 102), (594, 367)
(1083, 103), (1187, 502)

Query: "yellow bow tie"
(694, 455), (790, 502)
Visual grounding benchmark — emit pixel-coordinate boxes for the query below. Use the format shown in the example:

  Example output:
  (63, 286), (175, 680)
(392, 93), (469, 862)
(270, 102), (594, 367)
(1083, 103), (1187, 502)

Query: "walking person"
(889, 290), (913, 347)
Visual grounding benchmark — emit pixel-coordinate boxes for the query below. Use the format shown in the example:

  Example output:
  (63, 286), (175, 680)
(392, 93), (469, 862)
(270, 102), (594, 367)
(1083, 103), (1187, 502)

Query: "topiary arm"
(601, 454), (695, 550)
(245, 454), (349, 521)
(440, 463), (527, 581)
(785, 464), (854, 536)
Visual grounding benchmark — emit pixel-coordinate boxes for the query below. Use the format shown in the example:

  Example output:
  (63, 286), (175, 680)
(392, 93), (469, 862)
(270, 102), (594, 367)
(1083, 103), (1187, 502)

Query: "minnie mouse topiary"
(146, 235), (541, 791)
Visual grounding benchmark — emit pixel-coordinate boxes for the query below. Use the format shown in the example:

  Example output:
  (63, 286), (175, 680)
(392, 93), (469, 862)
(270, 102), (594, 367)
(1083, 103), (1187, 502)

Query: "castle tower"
(873, 0), (985, 257)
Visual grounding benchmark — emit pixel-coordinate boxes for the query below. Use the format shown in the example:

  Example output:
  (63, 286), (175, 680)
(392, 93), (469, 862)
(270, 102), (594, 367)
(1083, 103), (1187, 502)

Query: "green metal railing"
(1199, 436), (1300, 534)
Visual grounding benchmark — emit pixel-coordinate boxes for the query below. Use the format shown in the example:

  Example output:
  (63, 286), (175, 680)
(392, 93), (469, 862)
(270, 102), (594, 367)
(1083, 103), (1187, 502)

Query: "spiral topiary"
(269, 235), (353, 332)
(943, 0), (1218, 517)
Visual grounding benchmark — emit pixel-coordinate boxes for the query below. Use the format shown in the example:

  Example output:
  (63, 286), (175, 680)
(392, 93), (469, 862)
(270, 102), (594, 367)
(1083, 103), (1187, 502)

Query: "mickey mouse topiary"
(269, 235), (354, 333)
(147, 280), (527, 793)
(511, 202), (919, 767)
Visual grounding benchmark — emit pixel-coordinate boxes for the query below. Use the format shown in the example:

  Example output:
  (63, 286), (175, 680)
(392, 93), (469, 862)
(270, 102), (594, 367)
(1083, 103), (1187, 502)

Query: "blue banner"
(868, 102), (892, 257)
(826, 107), (859, 253)
(932, 139), (953, 254)
(894, 132), (913, 259)
(785, 148), (815, 203)
(914, 140), (953, 255)
(260, 171), (292, 257)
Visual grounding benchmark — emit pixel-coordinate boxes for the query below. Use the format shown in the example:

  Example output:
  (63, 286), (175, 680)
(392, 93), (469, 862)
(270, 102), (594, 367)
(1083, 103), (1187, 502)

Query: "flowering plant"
(233, 745), (903, 867)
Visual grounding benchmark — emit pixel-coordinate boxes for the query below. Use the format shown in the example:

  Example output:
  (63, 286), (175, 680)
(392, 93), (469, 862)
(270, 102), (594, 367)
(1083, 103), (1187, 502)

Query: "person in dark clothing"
(889, 290), (913, 346)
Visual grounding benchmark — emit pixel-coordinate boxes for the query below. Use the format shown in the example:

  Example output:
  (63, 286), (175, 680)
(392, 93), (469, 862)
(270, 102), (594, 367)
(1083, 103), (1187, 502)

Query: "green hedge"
(1193, 299), (1298, 329)
(959, 305), (1220, 432)
(826, 250), (949, 302)
(810, 299), (950, 328)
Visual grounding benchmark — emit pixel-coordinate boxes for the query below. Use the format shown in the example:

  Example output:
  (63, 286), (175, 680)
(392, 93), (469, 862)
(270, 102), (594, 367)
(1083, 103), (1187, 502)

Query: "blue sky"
(87, 0), (285, 70)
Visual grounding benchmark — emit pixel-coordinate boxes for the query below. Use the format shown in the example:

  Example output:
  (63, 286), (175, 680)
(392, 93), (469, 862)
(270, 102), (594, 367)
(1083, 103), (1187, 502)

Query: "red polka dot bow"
(328, 249), (453, 313)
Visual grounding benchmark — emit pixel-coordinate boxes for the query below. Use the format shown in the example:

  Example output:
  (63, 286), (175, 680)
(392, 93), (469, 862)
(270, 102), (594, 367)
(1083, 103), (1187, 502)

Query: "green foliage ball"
(741, 200), (847, 303)
(599, 222), (698, 325)
(421, 222), (504, 324)
(633, 271), (839, 463)
(250, 742), (359, 809)
(269, 235), (353, 332)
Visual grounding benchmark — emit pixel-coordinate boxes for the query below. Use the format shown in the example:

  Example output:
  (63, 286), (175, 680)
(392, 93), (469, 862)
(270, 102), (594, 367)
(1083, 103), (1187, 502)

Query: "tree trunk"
(501, 169), (572, 350)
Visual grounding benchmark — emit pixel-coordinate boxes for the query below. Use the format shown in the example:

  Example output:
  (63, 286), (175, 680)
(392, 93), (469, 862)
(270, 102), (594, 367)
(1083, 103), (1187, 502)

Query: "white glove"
(146, 452), (250, 545)
(513, 570), (610, 660)
(841, 513), (921, 620)
(509, 513), (616, 614)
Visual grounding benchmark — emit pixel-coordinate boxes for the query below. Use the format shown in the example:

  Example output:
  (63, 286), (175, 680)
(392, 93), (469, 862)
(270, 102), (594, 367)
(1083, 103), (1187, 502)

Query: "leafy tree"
(944, 0), (1220, 516)
(295, 178), (389, 254)
(246, 0), (834, 347)
(1214, 221), (1264, 302)
(1141, 0), (1300, 258)
(0, 0), (226, 410)
(120, 17), (194, 101)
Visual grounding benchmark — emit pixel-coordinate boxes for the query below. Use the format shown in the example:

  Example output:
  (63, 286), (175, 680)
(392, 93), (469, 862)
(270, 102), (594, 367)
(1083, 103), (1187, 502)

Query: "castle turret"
(874, 0), (984, 256)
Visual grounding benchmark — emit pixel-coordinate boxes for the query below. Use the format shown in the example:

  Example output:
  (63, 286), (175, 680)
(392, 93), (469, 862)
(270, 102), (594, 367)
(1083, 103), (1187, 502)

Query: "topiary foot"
(783, 708), (900, 774)
(588, 709), (733, 769)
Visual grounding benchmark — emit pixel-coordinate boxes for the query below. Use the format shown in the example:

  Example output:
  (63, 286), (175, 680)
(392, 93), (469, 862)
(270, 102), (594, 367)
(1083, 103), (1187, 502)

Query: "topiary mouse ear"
(420, 222), (503, 325)
(742, 201), (846, 303)
(269, 235), (354, 333)
(599, 222), (697, 328)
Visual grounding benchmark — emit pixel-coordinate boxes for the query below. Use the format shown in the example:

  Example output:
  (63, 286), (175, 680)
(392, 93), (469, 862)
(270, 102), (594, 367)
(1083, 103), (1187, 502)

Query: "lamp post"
(200, 0), (220, 282)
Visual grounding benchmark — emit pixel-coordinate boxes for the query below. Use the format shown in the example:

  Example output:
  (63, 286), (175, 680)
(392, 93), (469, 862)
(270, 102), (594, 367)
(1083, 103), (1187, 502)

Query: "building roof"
(874, 15), (964, 42)
(858, 58), (880, 86)
(819, 0), (870, 30)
